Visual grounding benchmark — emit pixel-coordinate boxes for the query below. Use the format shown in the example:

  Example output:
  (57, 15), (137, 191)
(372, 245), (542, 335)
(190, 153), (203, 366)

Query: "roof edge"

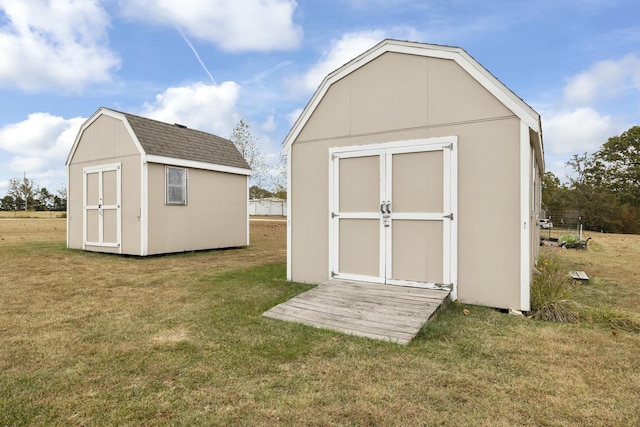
(65, 107), (146, 167)
(145, 155), (252, 176)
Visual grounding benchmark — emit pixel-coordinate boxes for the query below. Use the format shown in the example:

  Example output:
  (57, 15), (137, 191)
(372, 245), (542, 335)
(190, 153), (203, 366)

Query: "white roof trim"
(145, 155), (252, 176)
(282, 39), (541, 153)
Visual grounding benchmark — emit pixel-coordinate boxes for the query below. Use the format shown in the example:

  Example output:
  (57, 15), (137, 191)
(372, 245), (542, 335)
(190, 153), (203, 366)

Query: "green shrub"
(531, 251), (580, 323)
(558, 234), (581, 248)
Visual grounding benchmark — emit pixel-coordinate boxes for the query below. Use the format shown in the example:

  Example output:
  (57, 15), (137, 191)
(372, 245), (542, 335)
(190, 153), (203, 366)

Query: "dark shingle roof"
(111, 109), (250, 171)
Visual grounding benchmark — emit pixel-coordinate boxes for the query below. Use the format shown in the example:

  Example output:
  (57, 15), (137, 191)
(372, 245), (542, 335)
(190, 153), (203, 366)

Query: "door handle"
(380, 201), (386, 214)
(385, 201), (391, 214)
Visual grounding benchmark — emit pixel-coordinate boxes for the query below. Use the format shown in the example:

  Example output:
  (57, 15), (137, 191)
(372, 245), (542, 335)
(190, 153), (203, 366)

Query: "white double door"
(83, 163), (122, 252)
(329, 139), (456, 290)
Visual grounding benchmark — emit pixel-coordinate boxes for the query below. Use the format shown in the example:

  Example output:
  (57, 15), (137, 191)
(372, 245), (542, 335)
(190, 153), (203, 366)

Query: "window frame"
(165, 166), (188, 206)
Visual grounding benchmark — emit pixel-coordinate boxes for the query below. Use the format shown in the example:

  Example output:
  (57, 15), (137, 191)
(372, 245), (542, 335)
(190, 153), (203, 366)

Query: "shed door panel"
(390, 217), (443, 283)
(86, 209), (99, 243)
(339, 219), (380, 278)
(335, 154), (383, 282)
(391, 151), (443, 212)
(387, 150), (445, 284)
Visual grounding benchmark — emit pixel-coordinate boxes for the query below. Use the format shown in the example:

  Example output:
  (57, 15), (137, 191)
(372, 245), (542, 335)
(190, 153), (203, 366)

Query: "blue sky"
(1, 0), (639, 195)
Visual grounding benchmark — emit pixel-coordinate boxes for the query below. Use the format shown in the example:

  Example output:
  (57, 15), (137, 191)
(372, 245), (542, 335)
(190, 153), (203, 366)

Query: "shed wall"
(67, 115), (142, 255)
(146, 164), (248, 255)
(290, 52), (526, 309)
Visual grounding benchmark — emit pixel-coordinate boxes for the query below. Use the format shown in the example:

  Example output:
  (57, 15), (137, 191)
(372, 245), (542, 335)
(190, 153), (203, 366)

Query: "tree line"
(1, 175), (67, 212)
(543, 125), (640, 234)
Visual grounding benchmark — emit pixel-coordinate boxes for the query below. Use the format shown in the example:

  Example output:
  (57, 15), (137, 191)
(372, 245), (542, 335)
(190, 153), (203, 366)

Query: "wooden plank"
(264, 310), (413, 344)
(292, 290), (444, 312)
(276, 298), (432, 331)
(569, 270), (589, 281)
(262, 279), (449, 345)
(263, 305), (418, 343)
(322, 280), (449, 299)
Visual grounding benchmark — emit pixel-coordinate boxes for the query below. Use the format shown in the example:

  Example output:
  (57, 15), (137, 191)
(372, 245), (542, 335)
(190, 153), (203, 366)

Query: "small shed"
(249, 198), (287, 216)
(66, 107), (251, 256)
(282, 40), (544, 311)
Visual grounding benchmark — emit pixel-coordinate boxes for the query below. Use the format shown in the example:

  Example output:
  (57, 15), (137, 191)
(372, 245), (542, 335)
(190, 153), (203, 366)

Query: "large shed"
(282, 40), (544, 311)
(66, 107), (251, 256)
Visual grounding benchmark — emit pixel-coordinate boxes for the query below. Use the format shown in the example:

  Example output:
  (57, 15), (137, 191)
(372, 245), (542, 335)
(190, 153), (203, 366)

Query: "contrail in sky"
(177, 27), (217, 85)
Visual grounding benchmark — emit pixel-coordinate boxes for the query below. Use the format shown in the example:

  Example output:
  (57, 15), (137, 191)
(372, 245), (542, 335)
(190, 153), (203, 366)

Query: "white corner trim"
(140, 160), (149, 256)
(520, 121), (531, 311)
(286, 145), (292, 281)
(66, 163), (70, 249)
(246, 175), (250, 246)
(448, 138), (458, 301)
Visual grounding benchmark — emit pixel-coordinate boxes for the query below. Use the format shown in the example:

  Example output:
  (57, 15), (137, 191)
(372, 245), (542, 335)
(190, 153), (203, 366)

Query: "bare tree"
(229, 120), (267, 187)
(271, 153), (287, 199)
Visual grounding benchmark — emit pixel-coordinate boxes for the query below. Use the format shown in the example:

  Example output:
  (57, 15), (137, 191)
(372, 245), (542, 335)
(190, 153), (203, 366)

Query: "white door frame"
(83, 163), (122, 253)
(329, 137), (457, 297)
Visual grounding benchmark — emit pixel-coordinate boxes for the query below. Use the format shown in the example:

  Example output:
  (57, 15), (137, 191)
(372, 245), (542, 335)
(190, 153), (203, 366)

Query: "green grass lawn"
(1, 221), (639, 426)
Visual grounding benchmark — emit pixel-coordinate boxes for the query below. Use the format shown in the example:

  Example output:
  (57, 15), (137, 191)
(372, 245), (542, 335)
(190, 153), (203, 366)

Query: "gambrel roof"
(282, 39), (543, 170)
(67, 107), (251, 175)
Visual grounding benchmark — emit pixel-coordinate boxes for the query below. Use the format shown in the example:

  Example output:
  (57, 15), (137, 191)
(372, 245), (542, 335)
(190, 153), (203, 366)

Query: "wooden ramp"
(263, 279), (450, 345)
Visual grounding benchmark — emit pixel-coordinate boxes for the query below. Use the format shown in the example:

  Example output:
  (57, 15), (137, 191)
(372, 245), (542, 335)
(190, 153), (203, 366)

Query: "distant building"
(249, 198), (287, 216)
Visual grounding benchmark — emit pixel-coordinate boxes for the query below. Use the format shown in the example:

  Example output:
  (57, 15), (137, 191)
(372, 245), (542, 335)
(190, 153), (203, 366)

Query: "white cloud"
(543, 107), (618, 156)
(299, 30), (386, 93)
(294, 27), (423, 95)
(0, 112), (85, 189)
(0, 81), (243, 194)
(0, 0), (120, 92)
(563, 54), (640, 106)
(118, 0), (302, 52)
(139, 81), (242, 137)
(260, 115), (277, 133)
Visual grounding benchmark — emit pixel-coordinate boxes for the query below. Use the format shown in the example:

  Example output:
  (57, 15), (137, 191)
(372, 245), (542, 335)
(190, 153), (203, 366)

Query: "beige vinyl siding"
(146, 164), (247, 255)
(429, 119), (521, 309)
(67, 115), (142, 255)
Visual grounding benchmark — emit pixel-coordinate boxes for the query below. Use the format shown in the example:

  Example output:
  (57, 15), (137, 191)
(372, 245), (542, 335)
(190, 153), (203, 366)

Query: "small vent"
(174, 123), (187, 128)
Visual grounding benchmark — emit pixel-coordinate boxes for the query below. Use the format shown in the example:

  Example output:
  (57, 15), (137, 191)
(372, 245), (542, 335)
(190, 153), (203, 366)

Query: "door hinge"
(331, 212), (340, 218)
(443, 213), (454, 220)
(444, 143), (454, 150)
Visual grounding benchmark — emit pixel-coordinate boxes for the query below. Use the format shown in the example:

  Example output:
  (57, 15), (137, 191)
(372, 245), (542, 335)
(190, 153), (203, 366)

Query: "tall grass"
(531, 251), (581, 323)
(533, 248), (640, 332)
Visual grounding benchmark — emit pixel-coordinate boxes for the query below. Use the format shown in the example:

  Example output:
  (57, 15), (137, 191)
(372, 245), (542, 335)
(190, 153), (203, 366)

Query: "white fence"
(249, 198), (287, 216)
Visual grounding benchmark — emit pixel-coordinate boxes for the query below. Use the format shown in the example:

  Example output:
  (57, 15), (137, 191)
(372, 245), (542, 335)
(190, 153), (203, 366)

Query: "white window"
(166, 166), (187, 205)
